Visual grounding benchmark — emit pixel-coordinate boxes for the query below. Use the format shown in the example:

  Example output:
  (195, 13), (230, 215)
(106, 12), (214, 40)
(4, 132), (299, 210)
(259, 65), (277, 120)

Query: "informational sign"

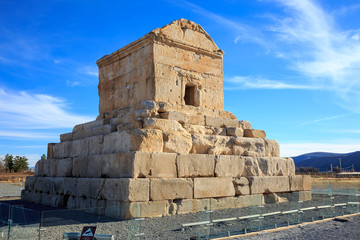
(80, 226), (97, 240)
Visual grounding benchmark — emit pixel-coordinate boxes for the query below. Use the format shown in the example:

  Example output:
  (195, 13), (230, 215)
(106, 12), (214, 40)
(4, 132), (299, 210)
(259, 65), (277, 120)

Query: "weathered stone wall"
(22, 19), (310, 219)
(97, 37), (155, 113)
(97, 19), (224, 115)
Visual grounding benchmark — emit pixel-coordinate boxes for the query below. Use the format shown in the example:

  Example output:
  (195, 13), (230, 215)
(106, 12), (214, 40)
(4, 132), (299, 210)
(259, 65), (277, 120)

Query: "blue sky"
(1, 0), (360, 167)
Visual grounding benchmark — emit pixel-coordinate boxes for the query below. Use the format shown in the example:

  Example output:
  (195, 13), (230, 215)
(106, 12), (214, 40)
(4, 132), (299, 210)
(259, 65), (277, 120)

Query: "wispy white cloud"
(281, 142), (360, 157)
(264, 0), (360, 113)
(225, 75), (319, 90)
(177, 0), (360, 112)
(0, 88), (94, 131)
(66, 80), (81, 87)
(169, 0), (270, 48)
(331, 4), (360, 16)
(78, 66), (98, 77)
(0, 131), (58, 139)
(299, 113), (354, 126)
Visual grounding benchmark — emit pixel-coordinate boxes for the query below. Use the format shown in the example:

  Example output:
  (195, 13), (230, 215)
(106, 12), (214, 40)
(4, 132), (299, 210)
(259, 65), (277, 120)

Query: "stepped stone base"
(22, 175), (311, 218)
(22, 19), (312, 219)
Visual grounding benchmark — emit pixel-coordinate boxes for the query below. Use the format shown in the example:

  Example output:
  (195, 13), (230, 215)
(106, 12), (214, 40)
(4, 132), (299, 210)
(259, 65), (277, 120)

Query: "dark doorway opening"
(184, 85), (196, 106)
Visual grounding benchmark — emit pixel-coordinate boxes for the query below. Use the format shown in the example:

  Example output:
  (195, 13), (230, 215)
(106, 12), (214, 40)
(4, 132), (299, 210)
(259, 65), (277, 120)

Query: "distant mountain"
(292, 152), (349, 163)
(293, 151), (360, 172)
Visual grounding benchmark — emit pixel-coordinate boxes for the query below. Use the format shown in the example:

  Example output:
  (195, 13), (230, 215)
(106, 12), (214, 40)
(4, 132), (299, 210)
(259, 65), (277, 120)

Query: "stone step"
(24, 175), (308, 208)
(36, 152), (294, 179)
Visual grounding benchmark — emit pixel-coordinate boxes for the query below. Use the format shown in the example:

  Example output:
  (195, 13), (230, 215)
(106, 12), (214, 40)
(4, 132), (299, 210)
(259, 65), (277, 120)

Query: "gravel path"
(0, 181), (359, 240)
(0, 183), (23, 197)
(239, 215), (360, 240)
(0, 193), (358, 240)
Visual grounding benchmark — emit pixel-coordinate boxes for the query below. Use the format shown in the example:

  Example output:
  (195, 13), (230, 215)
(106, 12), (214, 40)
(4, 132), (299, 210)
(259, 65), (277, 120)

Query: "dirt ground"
(312, 177), (360, 190)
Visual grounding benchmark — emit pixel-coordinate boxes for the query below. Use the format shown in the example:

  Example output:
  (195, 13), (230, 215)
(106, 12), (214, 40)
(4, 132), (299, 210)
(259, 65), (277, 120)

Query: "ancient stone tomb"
(22, 19), (311, 219)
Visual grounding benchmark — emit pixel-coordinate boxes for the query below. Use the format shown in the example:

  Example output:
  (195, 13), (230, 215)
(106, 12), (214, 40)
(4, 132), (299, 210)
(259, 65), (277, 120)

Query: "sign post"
(80, 226), (97, 240)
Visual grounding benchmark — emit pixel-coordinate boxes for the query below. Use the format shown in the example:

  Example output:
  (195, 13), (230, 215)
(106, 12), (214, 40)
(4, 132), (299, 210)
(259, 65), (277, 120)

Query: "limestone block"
(88, 135), (104, 156)
(175, 199), (211, 214)
(233, 177), (250, 195)
(187, 114), (206, 125)
(87, 156), (104, 178)
(243, 129), (266, 139)
(83, 119), (108, 130)
(54, 158), (72, 177)
(210, 197), (236, 210)
(60, 132), (73, 142)
(47, 143), (55, 159)
(149, 152), (177, 178)
(215, 155), (245, 177)
(205, 116), (238, 128)
(257, 157), (292, 176)
(109, 152), (150, 178)
(226, 127), (243, 137)
(150, 178), (193, 200)
(133, 100), (159, 111)
(126, 109), (157, 122)
(103, 178), (149, 202)
(24, 176), (38, 190)
(73, 123), (83, 132)
(243, 157), (263, 176)
(77, 178), (105, 199)
(191, 134), (232, 154)
(211, 195), (264, 209)
(208, 145), (232, 155)
(234, 194), (264, 208)
(264, 139), (280, 157)
(117, 121), (142, 131)
(78, 138), (90, 157)
(73, 155), (114, 178)
(167, 202), (178, 215)
(264, 193), (288, 204)
(41, 177), (53, 193)
(73, 128), (93, 140)
(66, 195), (77, 209)
(63, 178), (78, 196)
(160, 111), (188, 123)
(50, 194), (65, 207)
(103, 132), (123, 154)
(34, 177), (44, 192)
(233, 137), (265, 157)
(238, 120), (252, 129)
(93, 125), (114, 136)
(194, 177), (235, 198)
(177, 154), (215, 177)
(120, 201), (169, 218)
(70, 140), (81, 158)
(183, 124), (226, 136)
(290, 175), (312, 191)
(52, 143), (63, 159)
(287, 158), (296, 176)
(20, 190), (29, 201)
(50, 177), (65, 194)
(43, 159), (52, 176)
(72, 156), (91, 177)
(34, 159), (44, 176)
(41, 193), (52, 206)
(143, 118), (185, 132)
(22, 190), (41, 204)
(104, 129), (163, 154)
(248, 176), (290, 194)
(163, 131), (192, 154)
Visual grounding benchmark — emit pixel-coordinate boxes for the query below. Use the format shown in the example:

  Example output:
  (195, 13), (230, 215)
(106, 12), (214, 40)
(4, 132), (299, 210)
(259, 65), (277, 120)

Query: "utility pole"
(330, 164), (333, 172)
(339, 158), (342, 173)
